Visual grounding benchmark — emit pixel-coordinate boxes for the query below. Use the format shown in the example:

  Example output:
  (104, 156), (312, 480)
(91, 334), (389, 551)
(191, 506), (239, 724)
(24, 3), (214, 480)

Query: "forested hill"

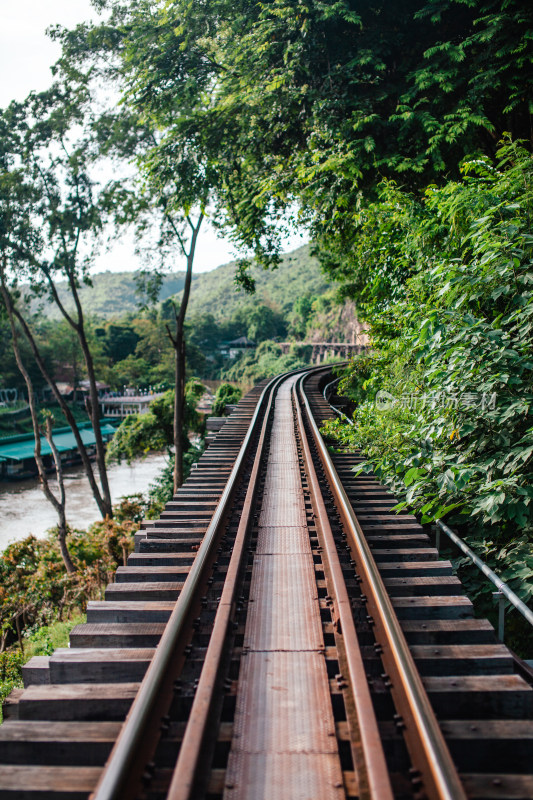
(28, 271), (188, 320)
(175, 244), (328, 319)
(30, 244), (327, 320)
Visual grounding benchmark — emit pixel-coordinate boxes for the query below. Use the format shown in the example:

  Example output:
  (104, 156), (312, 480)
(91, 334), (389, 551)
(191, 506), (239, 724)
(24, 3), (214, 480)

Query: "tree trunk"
(39, 266), (113, 518)
(173, 332), (186, 492)
(169, 214), (203, 493)
(77, 324), (113, 517)
(45, 417), (76, 575)
(57, 516), (75, 575)
(0, 280), (111, 519)
(1, 284), (76, 574)
(15, 614), (24, 655)
(62, 270), (113, 518)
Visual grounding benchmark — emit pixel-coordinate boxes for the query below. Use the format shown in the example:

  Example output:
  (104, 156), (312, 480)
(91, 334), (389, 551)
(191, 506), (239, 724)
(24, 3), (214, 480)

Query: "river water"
(0, 452), (168, 552)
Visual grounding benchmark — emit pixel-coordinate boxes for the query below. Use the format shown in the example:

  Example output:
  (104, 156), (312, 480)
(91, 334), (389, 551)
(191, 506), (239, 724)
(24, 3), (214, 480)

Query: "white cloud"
(0, 0), (98, 107)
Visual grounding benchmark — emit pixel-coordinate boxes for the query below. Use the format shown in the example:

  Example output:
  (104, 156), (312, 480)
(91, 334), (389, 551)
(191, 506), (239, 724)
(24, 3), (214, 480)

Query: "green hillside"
(28, 271), (188, 320)
(28, 244), (327, 321)
(178, 244), (329, 319)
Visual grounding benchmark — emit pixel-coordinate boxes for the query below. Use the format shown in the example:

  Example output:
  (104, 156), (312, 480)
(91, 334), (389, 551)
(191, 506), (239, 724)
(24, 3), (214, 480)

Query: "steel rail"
(294, 374), (394, 800)
(300, 372), (467, 800)
(167, 370), (288, 800)
(91, 373), (281, 800)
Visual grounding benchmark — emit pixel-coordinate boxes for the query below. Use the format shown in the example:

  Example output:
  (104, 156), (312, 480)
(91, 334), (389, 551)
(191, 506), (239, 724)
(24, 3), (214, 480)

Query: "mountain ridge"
(29, 244), (328, 321)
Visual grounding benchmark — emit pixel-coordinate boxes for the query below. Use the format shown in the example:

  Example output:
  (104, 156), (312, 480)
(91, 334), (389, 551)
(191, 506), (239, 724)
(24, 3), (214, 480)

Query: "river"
(0, 452), (168, 552)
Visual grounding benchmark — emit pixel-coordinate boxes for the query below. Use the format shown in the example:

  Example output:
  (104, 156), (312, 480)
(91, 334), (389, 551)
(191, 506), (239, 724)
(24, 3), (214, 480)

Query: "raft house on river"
(0, 421), (117, 480)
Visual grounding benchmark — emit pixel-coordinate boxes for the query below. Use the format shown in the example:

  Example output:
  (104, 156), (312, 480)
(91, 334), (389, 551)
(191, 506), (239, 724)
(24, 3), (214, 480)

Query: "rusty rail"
(93, 364), (466, 800)
(299, 371), (467, 800)
(166, 370), (287, 800)
(91, 368), (310, 800)
(91, 373), (280, 799)
(3, 366), (533, 799)
(293, 375), (394, 800)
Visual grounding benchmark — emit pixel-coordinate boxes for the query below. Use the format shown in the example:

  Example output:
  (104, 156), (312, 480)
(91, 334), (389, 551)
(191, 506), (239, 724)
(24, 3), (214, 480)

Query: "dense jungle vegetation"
(0, 0), (532, 665)
(322, 140), (533, 647)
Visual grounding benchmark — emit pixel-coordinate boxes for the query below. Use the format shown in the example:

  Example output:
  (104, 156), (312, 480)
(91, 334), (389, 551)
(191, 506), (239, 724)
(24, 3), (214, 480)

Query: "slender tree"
(163, 214), (203, 490)
(54, 15), (224, 489)
(0, 91), (114, 517)
(0, 294), (74, 573)
(95, 119), (210, 491)
(54, 0), (292, 483)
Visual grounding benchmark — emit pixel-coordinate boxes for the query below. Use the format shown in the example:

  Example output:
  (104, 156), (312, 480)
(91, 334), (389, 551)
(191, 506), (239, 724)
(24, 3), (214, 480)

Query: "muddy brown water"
(0, 452), (168, 552)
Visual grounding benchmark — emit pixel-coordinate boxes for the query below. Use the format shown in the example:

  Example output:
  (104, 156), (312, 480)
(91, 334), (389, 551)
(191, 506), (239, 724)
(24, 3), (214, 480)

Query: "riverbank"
(0, 444), (201, 711)
(0, 456), (173, 716)
(0, 490), (149, 668)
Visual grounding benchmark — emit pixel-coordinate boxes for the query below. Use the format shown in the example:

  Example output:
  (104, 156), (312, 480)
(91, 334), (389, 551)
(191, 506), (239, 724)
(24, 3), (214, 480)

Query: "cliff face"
(307, 299), (370, 345)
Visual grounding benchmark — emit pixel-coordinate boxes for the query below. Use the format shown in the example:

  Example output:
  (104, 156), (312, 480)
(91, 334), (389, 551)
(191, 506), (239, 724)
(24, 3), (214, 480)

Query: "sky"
(0, 0), (307, 274)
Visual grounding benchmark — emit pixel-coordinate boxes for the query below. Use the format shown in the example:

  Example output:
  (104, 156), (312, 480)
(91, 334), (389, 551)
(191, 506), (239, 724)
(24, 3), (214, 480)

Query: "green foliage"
(23, 615), (87, 658)
(0, 647), (24, 715)
(110, 354), (153, 390)
(212, 383), (243, 417)
(106, 400), (172, 465)
(324, 139), (533, 609)
(100, 324), (139, 364)
(0, 313), (54, 398)
(0, 611), (86, 721)
(33, 0), (532, 653)
(288, 294), (317, 339)
(145, 440), (205, 518)
(27, 272), (187, 321)
(62, 0), (532, 264)
(0, 493), (143, 658)
(317, 183), (429, 316)
(175, 245), (328, 321)
(225, 341), (311, 385)
(106, 382), (205, 465)
(13, 244), (331, 391)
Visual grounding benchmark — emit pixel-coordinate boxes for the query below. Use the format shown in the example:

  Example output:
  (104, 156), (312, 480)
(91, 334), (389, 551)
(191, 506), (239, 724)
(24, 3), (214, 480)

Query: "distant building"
(220, 336), (256, 359)
(42, 380), (110, 403)
(98, 391), (165, 419)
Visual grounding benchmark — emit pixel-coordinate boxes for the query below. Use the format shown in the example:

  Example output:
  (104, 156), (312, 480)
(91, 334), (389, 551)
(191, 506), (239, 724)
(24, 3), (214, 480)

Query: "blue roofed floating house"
(0, 421), (117, 480)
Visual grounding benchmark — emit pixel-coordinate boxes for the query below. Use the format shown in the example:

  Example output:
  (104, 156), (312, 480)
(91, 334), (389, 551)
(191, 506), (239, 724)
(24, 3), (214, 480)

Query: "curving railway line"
(0, 366), (532, 799)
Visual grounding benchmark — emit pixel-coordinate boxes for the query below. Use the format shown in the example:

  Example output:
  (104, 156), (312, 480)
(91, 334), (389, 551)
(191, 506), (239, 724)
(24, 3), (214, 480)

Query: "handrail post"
(435, 523), (441, 554)
(493, 590), (506, 641)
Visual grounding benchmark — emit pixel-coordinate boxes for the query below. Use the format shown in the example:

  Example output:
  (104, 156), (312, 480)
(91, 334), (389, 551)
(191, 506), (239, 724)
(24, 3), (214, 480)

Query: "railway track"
(0, 366), (532, 799)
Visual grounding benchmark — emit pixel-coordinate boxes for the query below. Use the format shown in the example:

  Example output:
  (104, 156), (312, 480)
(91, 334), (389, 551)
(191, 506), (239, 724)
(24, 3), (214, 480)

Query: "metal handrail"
(322, 377), (341, 401)
(436, 520), (533, 641)
(304, 373), (466, 800)
(322, 382), (533, 641)
(323, 376), (355, 425)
